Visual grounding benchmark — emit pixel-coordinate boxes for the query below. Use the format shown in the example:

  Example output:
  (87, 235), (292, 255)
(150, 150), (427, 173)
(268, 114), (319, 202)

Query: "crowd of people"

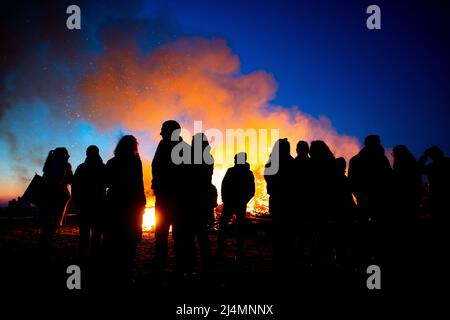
(35, 120), (450, 288)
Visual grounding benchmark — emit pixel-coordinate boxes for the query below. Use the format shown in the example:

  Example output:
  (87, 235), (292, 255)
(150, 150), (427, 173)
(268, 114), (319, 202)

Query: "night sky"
(1, 0), (449, 204)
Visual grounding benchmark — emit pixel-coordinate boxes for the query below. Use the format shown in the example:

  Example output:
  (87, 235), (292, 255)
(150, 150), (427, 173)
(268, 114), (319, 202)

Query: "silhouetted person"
(217, 152), (255, 259)
(335, 157), (356, 267)
(189, 133), (215, 272)
(103, 135), (146, 287)
(390, 145), (422, 286)
(72, 145), (107, 259)
(152, 120), (190, 277)
(264, 139), (296, 275)
(392, 145), (422, 224)
(418, 146), (450, 224)
(293, 140), (312, 266)
(418, 146), (450, 290)
(38, 147), (73, 257)
(348, 135), (392, 224)
(348, 135), (392, 264)
(335, 157), (356, 214)
(309, 140), (338, 269)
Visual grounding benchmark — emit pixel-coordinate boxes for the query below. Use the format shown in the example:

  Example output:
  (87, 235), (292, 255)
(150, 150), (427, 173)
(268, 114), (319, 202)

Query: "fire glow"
(142, 206), (156, 231)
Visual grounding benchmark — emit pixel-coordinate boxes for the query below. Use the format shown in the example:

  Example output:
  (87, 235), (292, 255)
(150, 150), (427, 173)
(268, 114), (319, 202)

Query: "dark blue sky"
(139, 0), (450, 155)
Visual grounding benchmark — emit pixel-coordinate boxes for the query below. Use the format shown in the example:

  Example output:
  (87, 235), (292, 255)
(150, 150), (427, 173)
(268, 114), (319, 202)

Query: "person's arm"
(247, 171), (256, 203)
(136, 157), (146, 241)
(264, 163), (274, 196)
(137, 157), (146, 207)
(71, 165), (81, 207)
(221, 169), (231, 203)
(151, 143), (163, 194)
(66, 163), (74, 184)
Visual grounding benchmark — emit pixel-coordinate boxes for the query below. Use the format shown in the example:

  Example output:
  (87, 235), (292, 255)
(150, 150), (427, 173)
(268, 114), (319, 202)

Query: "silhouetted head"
(296, 140), (309, 158)
(364, 135), (381, 148)
(268, 139), (290, 165)
(53, 147), (70, 163)
(393, 145), (416, 170)
(310, 140), (335, 162)
(266, 139), (291, 175)
(363, 135), (385, 156)
(44, 147), (69, 173)
(427, 146), (444, 162)
(161, 120), (181, 141)
(114, 135), (139, 158)
(234, 152), (247, 165)
(86, 145), (99, 158)
(271, 138), (291, 159)
(192, 133), (213, 164)
(393, 145), (410, 161)
(86, 145), (102, 163)
(336, 157), (347, 175)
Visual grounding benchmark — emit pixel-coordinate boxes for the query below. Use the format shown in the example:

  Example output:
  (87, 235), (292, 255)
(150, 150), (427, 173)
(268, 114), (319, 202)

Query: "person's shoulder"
(350, 153), (360, 162)
(349, 153), (364, 168)
(134, 156), (143, 166)
(76, 162), (85, 169)
(224, 166), (235, 176)
(287, 156), (296, 166)
(156, 139), (167, 148)
(154, 140), (169, 153)
(75, 162), (86, 172)
(106, 157), (116, 167)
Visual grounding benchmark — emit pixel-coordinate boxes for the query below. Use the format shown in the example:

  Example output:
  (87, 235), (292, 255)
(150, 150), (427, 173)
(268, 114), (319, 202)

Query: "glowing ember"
(142, 206), (156, 231)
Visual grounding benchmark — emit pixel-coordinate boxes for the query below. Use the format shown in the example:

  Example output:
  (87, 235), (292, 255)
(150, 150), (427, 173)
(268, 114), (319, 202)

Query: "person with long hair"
(103, 135), (146, 287)
(189, 133), (215, 272)
(38, 147), (73, 257)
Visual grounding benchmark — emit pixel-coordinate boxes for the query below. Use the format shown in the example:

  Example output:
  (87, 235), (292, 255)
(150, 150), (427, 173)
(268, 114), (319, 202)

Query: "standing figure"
(348, 135), (392, 264)
(217, 152), (255, 259)
(104, 135), (146, 286)
(72, 145), (107, 259)
(334, 157), (356, 267)
(189, 133), (215, 272)
(418, 147), (450, 289)
(152, 120), (190, 277)
(294, 140), (312, 266)
(38, 147), (73, 257)
(392, 145), (422, 224)
(264, 139), (296, 274)
(309, 140), (338, 269)
(418, 146), (450, 224)
(348, 135), (392, 224)
(390, 145), (422, 284)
